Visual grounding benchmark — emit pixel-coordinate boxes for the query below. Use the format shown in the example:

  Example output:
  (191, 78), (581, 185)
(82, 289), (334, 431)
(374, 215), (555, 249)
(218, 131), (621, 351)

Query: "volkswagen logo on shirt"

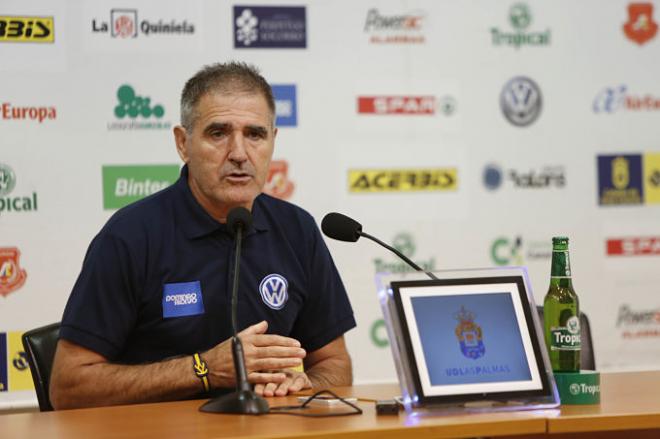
(259, 274), (289, 310)
(500, 76), (542, 127)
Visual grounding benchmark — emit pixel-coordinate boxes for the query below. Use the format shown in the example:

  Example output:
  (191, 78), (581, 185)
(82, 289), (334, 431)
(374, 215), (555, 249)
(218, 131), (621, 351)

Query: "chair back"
(535, 306), (595, 370)
(21, 323), (60, 411)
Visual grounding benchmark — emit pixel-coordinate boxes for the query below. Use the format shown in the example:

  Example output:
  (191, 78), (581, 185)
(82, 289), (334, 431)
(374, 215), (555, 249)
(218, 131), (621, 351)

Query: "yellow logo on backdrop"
(644, 152), (660, 204)
(8, 331), (33, 391)
(349, 168), (457, 192)
(0, 16), (54, 43)
(612, 157), (630, 190)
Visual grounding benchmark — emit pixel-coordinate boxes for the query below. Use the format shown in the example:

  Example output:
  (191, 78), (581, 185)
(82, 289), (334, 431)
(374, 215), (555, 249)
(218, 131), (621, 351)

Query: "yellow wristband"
(192, 353), (210, 392)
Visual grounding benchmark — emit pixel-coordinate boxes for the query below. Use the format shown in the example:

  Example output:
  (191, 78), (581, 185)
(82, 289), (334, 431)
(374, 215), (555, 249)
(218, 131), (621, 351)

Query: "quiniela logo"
(0, 164), (38, 216)
(491, 3), (551, 48)
(107, 85), (171, 130)
(91, 9), (195, 38)
(102, 165), (179, 209)
(349, 168), (457, 192)
(373, 232), (436, 274)
(0, 16), (54, 43)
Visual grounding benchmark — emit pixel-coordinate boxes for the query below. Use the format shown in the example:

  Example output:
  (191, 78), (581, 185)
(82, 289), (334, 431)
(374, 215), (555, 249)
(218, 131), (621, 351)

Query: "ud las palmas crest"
(0, 247), (27, 297)
(623, 3), (658, 45)
(454, 306), (485, 359)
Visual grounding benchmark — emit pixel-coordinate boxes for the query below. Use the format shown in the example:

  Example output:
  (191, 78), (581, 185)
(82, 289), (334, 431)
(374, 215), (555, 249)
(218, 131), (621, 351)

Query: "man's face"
(174, 92), (276, 220)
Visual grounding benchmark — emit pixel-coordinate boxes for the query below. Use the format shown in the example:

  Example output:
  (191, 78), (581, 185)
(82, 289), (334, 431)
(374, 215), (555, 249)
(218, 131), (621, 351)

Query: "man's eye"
(247, 131), (265, 140)
(210, 130), (226, 138)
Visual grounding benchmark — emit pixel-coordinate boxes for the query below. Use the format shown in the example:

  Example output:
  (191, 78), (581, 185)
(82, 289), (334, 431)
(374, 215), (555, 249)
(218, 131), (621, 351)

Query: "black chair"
(21, 322), (60, 411)
(535, 306), (595, 370)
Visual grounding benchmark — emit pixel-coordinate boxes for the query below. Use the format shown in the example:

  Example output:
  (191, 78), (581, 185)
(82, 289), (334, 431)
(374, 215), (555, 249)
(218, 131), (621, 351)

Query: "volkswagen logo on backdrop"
(259, 274), (289, 310)
(500, 76), (542, 127)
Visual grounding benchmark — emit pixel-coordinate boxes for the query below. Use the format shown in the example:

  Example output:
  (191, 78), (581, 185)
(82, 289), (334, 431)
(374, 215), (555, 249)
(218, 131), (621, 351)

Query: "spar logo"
(107, 85), (171, 130)
(593, 85), (660, 113)
(91, 9), (195, 38)
(358, 96), (435, 115)
(0, 247), (27, 298)
(623, 3), (657, 45)
(234, 6), (306, 49)
(263, 160), (295, 200)
(364, 8), (425, 44)
(349, 168), (457, 192)
(0, 163), (38, 216)
(1, 102), (56, 123)
(0, 15), (54, 43)
(490, 3), (551, 48)
(259, 274), (288, 310)
(607, 237), (660, 256)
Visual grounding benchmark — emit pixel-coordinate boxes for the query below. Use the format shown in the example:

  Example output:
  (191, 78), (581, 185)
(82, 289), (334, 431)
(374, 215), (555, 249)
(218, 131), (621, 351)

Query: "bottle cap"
(552, 236), (569, 249)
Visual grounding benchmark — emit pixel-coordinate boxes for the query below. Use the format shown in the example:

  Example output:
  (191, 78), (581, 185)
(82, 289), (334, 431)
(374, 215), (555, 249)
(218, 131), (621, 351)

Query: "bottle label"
(550, 315), (581, 351)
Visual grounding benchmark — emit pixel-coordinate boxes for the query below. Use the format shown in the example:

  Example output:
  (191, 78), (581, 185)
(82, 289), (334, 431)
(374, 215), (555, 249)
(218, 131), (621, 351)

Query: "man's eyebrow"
(202, 122), (231, 134)
(245, 125), (269, 136)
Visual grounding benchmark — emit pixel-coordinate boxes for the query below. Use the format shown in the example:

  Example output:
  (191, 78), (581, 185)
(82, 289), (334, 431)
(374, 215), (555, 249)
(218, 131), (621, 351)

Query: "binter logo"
(607, 237), (660, 256)
(0, 16), (54, 43)
(358, 96), (435, 115)
(102, 165), (179, 209)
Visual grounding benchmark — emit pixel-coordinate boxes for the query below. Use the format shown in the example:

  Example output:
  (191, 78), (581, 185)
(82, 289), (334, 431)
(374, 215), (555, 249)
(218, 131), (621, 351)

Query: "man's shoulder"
(255, 193), (317, 231)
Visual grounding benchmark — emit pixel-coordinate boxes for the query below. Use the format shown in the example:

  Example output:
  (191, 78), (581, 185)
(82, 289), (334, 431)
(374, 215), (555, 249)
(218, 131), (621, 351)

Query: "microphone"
(200, 207), (269, 415)
(321, 212), (438, 280)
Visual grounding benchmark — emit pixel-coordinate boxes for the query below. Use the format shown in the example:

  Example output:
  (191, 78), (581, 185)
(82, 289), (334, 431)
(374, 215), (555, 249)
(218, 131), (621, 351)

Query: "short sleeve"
(290, 220), (356, 353)
(59, 232), (140, 360)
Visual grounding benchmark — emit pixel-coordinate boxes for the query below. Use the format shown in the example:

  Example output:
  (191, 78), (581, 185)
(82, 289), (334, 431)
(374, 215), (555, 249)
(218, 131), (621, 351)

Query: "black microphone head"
(321, 212), (362, 242)
(227, 207), (253, 234)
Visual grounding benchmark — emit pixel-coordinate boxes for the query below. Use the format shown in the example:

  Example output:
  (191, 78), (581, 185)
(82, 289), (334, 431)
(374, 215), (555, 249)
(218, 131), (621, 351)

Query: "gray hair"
(180, 62), (275, 131)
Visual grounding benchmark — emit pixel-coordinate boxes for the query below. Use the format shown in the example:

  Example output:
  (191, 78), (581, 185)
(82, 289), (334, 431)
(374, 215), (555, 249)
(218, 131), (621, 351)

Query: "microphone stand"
(358, 231), (438, 280)
(200, 221), (269, 414)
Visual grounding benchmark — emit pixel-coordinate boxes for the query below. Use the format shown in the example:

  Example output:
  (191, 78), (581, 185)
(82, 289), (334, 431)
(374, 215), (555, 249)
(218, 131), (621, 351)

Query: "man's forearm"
(305, 355), (353, 389)
(51, 355), (203, 409)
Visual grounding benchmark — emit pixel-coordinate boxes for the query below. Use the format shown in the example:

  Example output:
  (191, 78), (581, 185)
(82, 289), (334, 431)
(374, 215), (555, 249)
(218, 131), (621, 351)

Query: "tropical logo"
(500, 76), (542, 126)
(491, 3), (551, 48)
(0, 247), (27, 297)
(107, 85), (171, 130)
(373, 232), (436, 274)
(454, 306), (485, 359)
(623, 3), (658, 45)
(0, 163), (38, 216)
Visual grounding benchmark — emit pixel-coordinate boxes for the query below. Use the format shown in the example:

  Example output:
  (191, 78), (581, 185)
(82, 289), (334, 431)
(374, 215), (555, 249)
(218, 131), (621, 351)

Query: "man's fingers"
(255, 345), (306, 359)
(239, 320), (268, 336)
(274, 379), (291, 396)
(287, 374), (309, 393)
(248, 372), (287, 384)
(263, 382), (279, 397)
(254, 383), (265, 396)
(249, 334), (301, 348)
(248, 357), (303, 371)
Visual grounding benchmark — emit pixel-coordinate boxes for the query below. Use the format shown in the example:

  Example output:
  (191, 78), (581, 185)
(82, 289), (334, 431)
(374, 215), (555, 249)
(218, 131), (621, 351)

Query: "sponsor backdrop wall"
(1, 0), (659, 407)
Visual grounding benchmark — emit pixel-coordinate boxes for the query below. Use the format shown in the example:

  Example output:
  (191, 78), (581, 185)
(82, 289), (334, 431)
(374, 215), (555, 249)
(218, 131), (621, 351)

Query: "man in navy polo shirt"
(49, 62), (356, 409)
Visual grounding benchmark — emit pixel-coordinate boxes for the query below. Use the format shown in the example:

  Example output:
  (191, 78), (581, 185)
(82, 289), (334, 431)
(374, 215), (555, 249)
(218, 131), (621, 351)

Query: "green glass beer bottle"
(543, 236), (581, 372)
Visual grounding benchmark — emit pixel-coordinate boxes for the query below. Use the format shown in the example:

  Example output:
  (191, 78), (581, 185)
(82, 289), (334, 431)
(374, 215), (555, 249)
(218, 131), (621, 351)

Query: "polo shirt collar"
(173, 165), (269, 240)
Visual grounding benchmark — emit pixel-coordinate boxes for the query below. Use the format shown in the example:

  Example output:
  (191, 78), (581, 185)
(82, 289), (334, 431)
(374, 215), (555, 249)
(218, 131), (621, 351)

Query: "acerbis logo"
(259, 274), (288, 310)
(91, 9), (195, 38)
(107, 85), (171, 130)
(623, 3), (657, 45)
(593, 85), (660, 113)
(234, 6), (306, 49)
(483, 163), (565, 190)
(0, 16), (54, 43)
(491, 3), (551, 49)
(0, 163), (38, 216)
(263, 160), (295, 200)
(500, 76), (542, 126)
(364, 8), (425, 44)
(349, 168), (457, 193)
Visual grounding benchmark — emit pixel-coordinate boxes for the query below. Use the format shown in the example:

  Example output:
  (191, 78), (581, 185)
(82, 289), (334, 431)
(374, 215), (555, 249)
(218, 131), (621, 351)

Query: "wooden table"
(0, 371), (659, 439)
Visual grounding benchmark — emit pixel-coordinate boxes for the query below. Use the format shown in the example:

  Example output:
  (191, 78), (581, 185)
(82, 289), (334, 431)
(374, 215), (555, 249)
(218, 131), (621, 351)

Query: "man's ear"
(173, 125), (189, 162)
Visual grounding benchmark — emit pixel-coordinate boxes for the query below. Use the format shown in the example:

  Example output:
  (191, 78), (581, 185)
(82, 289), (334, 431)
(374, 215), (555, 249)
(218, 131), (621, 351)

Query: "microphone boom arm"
(359, 231), (438, 280)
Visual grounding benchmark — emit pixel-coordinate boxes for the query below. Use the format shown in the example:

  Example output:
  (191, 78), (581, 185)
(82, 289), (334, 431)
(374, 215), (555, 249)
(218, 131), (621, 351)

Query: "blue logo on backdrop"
(271, 84), (298, 127)
(259, 274), (289, 310)
(593, 85), (627, 113)
(454, 306), (486, 360)
(234, 6), (307, 48)
(483, 164), (503, 190)
(162, 281), (205, 318)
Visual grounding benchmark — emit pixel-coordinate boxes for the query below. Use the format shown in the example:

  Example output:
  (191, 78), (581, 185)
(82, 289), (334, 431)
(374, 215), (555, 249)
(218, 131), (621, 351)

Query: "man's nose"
(228, 132), (248, 163)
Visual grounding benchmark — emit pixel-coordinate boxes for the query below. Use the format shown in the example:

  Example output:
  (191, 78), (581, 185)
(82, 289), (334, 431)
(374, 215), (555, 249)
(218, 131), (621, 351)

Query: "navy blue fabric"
(60, 166), (355, 364)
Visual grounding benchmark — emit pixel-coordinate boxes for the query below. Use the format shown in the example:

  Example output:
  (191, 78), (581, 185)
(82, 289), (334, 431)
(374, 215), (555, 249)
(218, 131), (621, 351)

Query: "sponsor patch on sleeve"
(162, 281), (204, 318)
